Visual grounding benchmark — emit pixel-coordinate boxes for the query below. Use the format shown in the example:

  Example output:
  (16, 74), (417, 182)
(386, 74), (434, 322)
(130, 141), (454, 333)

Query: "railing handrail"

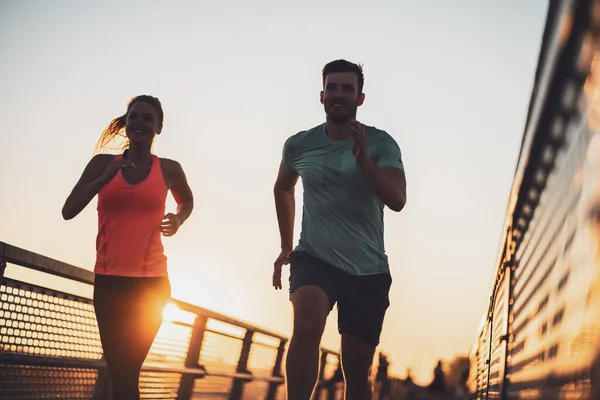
(467, 0), (600, 397)
(0, 240), (333, 351)
(478, 0), (572, 324)
(1, 351), (292, 381)
(171, 299), (288, 341)
(1, 349), (306, 396)
(0, 239), (349, 398)
(2, 241), (95, 284)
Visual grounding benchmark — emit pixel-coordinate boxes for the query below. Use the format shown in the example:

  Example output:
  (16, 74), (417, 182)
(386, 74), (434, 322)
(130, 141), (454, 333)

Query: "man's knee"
(291, 285), (330, 340)
(292, 313), (327, 341)
(341, 334), (376, 381)
(294, 313), (326, 341)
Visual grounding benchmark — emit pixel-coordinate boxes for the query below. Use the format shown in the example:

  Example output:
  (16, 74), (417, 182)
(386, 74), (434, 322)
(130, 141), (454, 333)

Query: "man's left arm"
(353, 124), (406, 212)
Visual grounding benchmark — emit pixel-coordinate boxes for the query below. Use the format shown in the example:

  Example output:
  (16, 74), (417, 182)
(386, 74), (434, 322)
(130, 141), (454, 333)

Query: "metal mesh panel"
(247, 341), (277, 375)
(0, 279), (102, 360)
(0, 265), (346, 399)
(0, 364), (98, 399)
(274, 384), (287, 400)
(0, 278), (194, 399)
(200, 330), (243, 374)
(241, 381), (269, 399)
(137, 306), (193, 397)
(192, 375), (233, 398)
(147, 320), (192, 367)
(139, 371), (181, 399)
(557, 380), (592, 398)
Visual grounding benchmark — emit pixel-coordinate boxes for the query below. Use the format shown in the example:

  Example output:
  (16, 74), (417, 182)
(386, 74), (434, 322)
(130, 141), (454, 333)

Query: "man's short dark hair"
(322, 59), (365, 94)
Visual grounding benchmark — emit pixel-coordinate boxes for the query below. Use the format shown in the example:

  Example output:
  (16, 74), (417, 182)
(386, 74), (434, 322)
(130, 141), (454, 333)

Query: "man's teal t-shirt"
(281, 123), (405, 276)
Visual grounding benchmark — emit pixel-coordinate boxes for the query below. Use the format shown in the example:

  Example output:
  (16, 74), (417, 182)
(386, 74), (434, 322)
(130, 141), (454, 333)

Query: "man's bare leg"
(286, 285), (331, 400)
(341, 333), (377, 400)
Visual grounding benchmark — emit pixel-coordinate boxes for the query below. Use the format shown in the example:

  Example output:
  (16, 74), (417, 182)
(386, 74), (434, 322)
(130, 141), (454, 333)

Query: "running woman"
(62, 95), (194, 400)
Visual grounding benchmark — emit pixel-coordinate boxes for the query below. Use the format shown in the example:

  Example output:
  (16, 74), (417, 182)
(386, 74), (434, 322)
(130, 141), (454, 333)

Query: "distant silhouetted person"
(404, 368), (418, 399)
(376, 353), (390, 380)
(62, 95), (194, 400)
(376, 353), (391, 399)
(405, 368), (413, 385)
(272, 59), (407, 399)
(428, 360), (446, 394)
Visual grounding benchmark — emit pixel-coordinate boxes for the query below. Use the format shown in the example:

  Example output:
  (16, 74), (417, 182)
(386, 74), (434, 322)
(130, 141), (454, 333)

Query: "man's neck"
(325, 118), (352, 141)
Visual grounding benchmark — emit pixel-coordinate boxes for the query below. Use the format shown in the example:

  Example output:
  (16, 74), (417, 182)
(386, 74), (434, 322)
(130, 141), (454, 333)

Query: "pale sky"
(0, 0), (548, 384)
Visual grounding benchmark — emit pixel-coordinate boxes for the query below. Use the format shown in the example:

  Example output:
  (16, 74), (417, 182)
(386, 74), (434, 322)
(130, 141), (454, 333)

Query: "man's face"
(320, 71), (365, 124)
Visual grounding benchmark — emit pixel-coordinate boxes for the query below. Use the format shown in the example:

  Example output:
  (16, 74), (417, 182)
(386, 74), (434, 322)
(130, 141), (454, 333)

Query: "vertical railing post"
(229, 330), (254, 400)
(266, 338), (287, 400)
(500, 265), (512, 400)
(501, 234), (516, 400)
(177, 314), (208, 400)
(0, 242), (7, 278)
(485, 295), (495, 400)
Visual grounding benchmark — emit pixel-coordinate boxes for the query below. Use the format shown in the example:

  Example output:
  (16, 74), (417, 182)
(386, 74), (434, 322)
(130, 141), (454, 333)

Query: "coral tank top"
(94, 154), (168, 277)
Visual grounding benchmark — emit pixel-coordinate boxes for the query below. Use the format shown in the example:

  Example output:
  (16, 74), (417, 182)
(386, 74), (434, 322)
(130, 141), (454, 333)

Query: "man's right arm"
(272, 137), (299, 290)
(273, 165), (299, 252)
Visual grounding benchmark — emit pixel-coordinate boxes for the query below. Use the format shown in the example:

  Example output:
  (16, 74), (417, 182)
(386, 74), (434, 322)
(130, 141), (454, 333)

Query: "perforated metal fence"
(0, 242), (345, 400)
(467, 0), (600, 398)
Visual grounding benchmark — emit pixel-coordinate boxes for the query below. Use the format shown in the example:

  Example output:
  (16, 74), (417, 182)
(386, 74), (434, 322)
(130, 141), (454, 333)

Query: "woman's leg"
(94, 275), (170, 400)
(118, 277), (171, 399)
(94, 275), (135, 399)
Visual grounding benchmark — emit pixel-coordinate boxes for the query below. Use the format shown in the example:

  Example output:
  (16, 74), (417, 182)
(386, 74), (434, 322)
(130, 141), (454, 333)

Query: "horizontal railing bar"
(0, 352), (311, 384)
(172, 320), (194, 328)
(0, 352), (206, 376)
(0, 353), (105, 369)
(173, 299), (288, 340)
(139, 365), (206, 376)
(249, 340), (280, 350)
(1, 241), (295, 344)
(203, 371), (284, 383)
(3, 243), (95, 285)
(205, 328), (243, 341)
(203, 328), (281, 350)
(192, 392), (229, 397)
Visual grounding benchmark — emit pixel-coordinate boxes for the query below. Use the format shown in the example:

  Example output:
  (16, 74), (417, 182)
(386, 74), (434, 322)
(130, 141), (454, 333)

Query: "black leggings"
(93, 274), (171, 400)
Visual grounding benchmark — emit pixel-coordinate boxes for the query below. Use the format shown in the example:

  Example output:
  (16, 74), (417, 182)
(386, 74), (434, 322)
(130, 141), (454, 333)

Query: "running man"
(273, 59), (407, 399)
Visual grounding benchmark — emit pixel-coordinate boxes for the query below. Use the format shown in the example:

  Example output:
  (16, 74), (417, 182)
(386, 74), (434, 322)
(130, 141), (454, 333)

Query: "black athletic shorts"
(288, 250), (392, 347)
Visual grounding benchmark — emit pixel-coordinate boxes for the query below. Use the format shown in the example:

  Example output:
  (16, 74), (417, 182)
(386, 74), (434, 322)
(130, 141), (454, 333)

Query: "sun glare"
(162, 302), (195, 325)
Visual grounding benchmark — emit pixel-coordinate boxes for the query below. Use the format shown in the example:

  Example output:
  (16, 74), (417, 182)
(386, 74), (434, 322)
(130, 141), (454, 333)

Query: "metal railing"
(467, 0), (600, 398)
(0, 241), (345, 399)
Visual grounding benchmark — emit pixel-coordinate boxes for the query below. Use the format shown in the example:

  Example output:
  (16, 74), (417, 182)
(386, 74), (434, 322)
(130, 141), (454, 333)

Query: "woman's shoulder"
(158, 157), (183, 172)
(157, 157), (186, 188)
(88, 153), (116, 169)
(93, 153), (116, 161)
